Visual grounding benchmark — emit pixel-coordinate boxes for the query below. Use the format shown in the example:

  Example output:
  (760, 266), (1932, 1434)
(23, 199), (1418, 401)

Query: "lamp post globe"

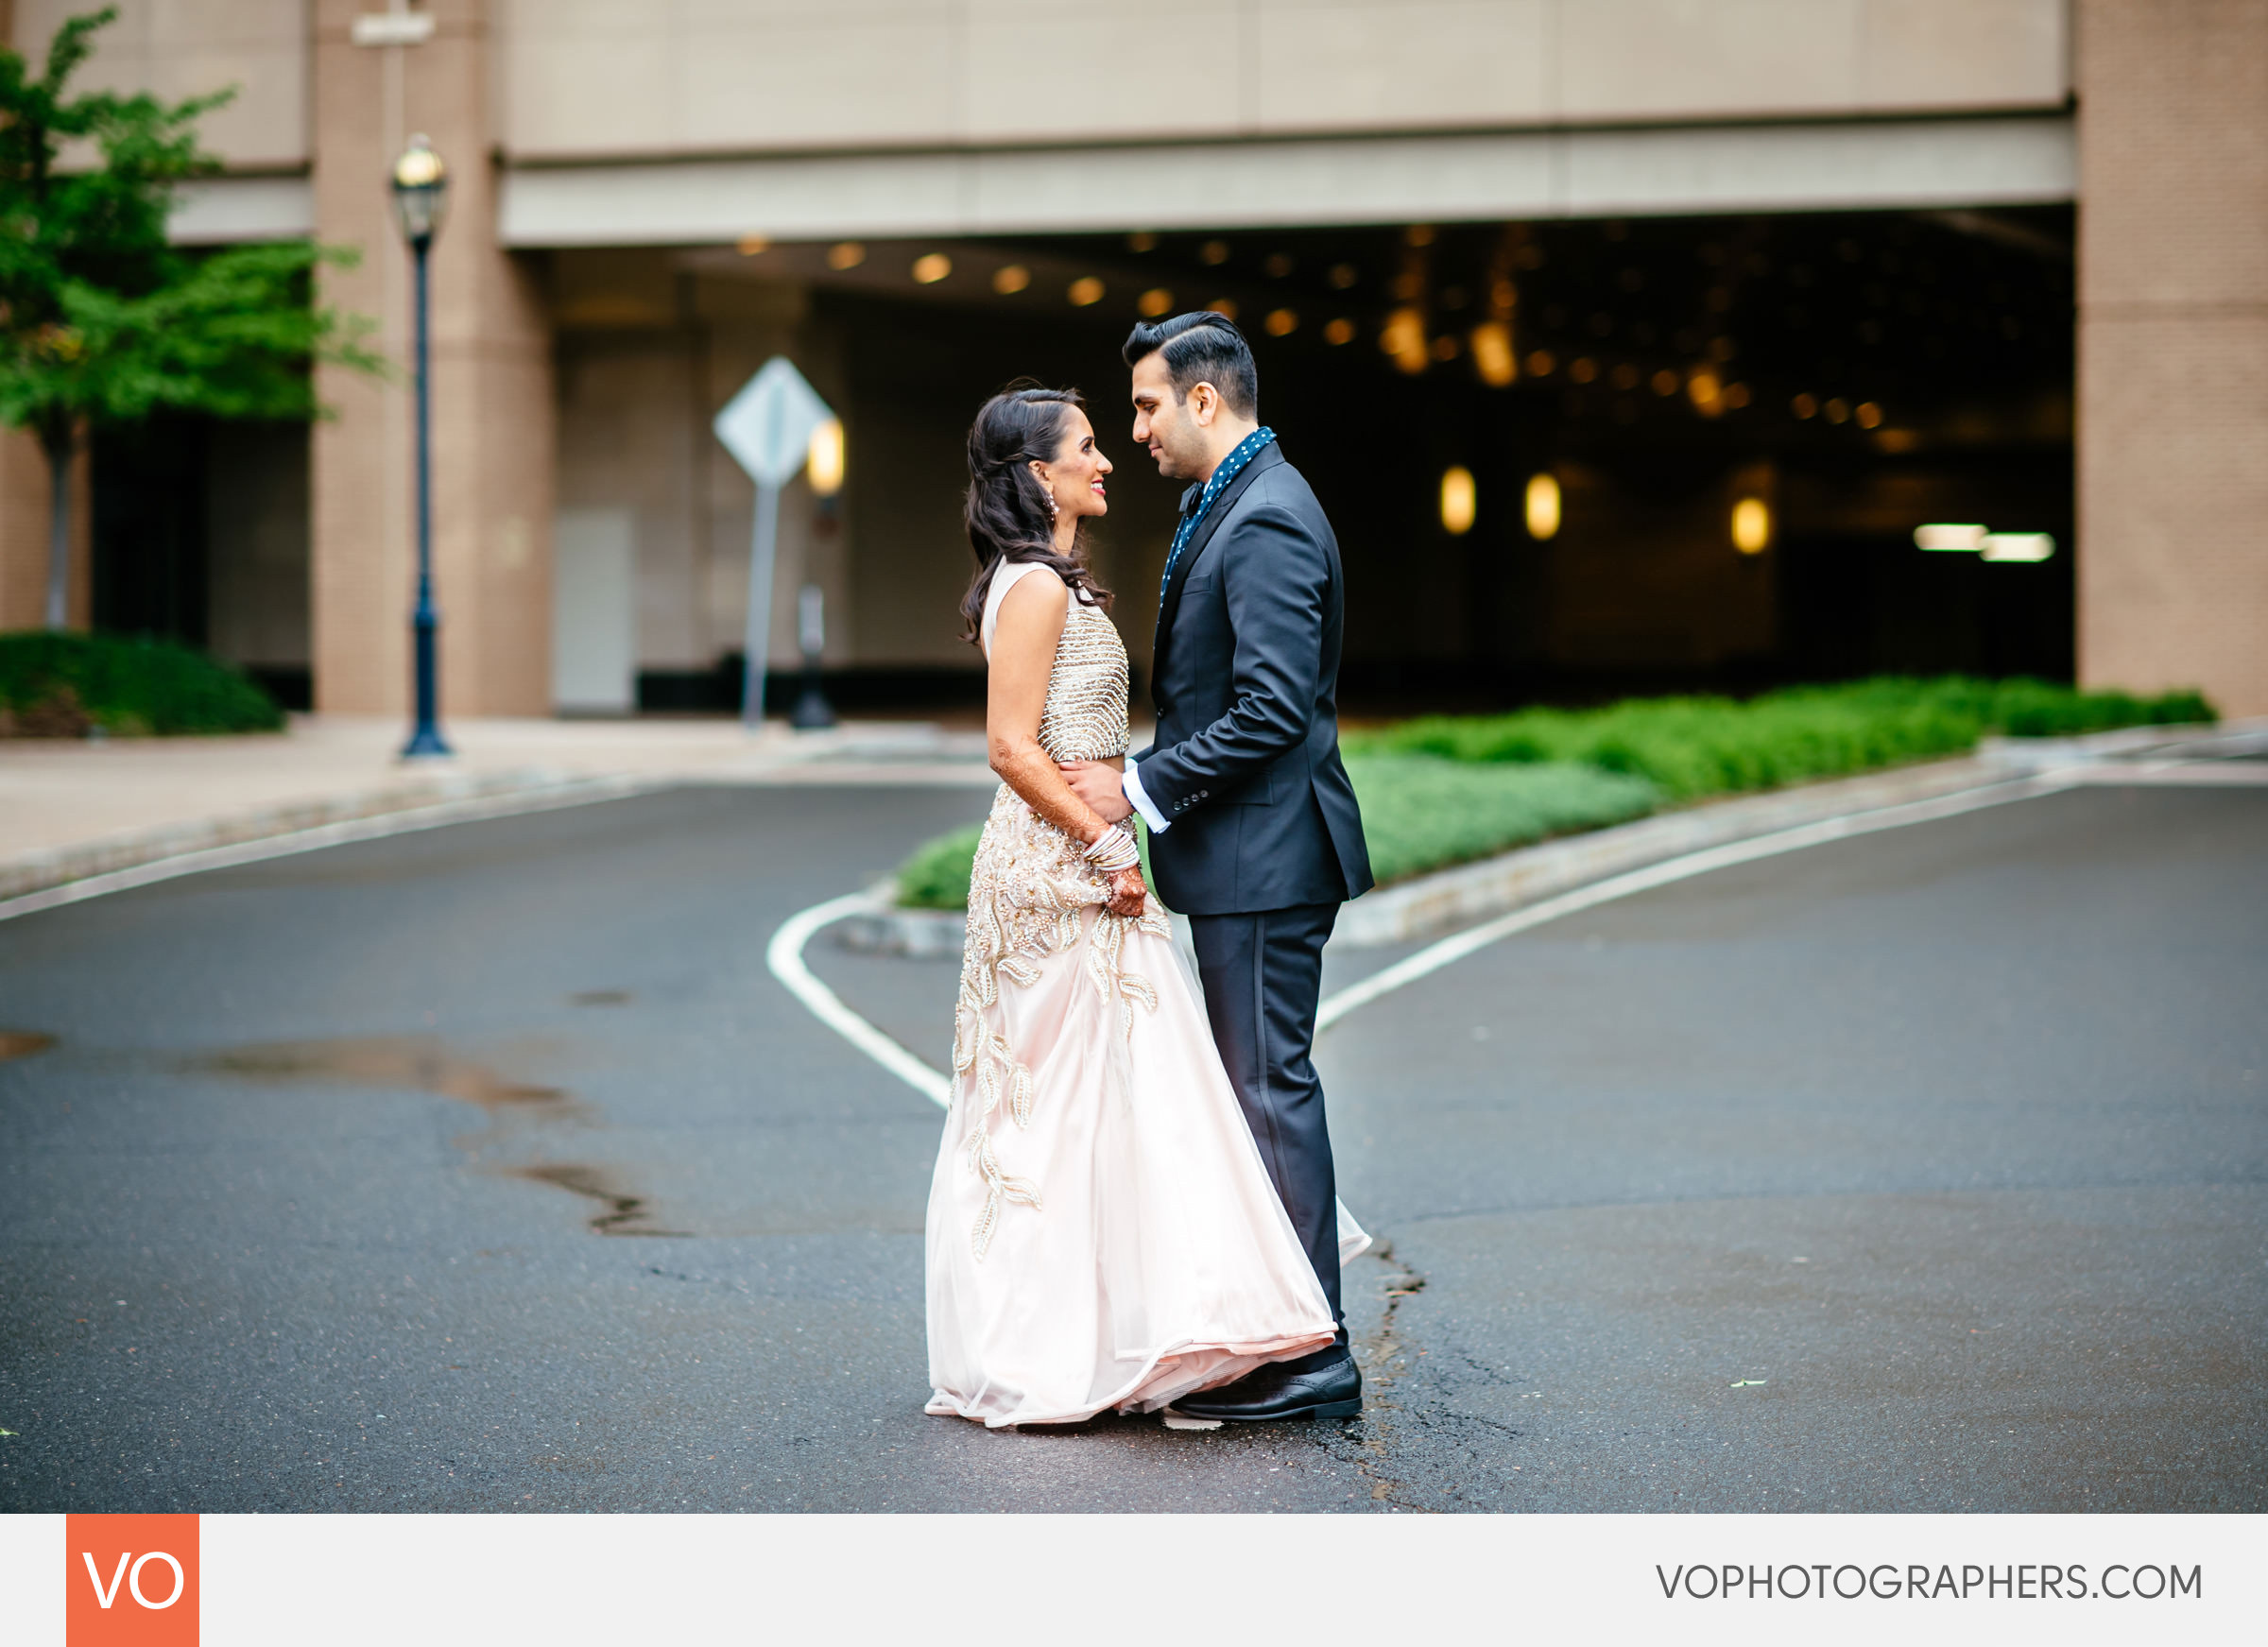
(390, 133), (449, 247)
(392, 135), (452, 758)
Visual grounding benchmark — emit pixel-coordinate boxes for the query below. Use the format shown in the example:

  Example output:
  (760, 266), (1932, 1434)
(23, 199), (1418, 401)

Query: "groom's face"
(1129, 352), (1213, 482)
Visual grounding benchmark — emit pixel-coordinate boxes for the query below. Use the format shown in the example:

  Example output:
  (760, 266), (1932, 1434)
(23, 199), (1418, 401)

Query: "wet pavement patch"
(187, 1038), (567, 1109)
(569, 990), (634, 1007)
(184, 1035), (691, 1237)
(0, 1031), (57, 1062)
(506, 1163), (687, 1237)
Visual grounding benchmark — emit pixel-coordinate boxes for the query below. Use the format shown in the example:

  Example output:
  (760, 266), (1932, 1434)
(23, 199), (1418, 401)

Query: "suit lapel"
(1151, 443), (1283, 676)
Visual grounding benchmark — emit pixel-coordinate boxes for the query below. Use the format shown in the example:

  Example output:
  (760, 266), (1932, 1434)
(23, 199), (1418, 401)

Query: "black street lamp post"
(392, 134), (451, 759)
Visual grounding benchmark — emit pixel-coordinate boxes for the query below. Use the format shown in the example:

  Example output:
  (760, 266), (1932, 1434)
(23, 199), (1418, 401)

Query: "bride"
(924, 383), (1362, 1427)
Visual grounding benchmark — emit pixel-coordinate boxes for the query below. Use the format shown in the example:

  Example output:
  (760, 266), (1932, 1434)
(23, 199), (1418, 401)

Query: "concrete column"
(310, 0), (553, 716)
(2075, 0), (2268, 716)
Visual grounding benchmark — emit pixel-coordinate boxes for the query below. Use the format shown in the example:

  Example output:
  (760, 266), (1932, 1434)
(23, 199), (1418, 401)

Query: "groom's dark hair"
(1123, 311), (1259, 418)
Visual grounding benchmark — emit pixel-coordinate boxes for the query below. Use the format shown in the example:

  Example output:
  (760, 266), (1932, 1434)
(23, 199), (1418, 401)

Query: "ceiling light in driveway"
(1915, 523), (1987, 552)
(1981, 533), (2055, 562)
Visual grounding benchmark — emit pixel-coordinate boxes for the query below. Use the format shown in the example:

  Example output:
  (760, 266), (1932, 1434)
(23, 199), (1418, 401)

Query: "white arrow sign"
(713, 358), (835, 726)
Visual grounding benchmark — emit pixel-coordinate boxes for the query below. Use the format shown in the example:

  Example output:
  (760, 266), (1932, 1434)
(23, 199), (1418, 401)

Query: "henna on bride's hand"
(1107, 866), (1147, 918)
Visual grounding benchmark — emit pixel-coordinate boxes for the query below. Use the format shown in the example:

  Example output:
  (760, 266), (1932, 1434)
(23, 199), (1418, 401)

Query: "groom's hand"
(1058, 761), (1133, 824)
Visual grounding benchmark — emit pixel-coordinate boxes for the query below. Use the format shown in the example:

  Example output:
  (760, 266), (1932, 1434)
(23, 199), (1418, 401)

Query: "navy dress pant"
(1186, 901), (1345, 1343)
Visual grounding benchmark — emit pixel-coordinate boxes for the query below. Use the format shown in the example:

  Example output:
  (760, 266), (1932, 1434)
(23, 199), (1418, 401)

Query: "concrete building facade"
(3, 0), (2259, 715)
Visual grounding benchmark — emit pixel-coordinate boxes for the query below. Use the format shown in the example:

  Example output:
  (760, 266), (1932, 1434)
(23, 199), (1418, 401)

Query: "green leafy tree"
(0, 7), (383, 629)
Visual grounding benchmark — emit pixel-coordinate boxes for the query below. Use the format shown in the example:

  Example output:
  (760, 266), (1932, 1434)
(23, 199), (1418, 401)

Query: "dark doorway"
(92, 413), (210, 650)
(90, 414), (313, 709)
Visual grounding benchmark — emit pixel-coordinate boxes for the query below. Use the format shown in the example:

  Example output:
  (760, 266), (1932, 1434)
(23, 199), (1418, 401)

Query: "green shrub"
(895, 822), (986, 910)
(1349, 755), (1658, 884)
(0, 630), (284, 736)
(1984, 678), (2215, 737)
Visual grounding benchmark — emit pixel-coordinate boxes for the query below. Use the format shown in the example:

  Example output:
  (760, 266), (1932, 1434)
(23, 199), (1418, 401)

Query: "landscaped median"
(889, 676), (2216, 914)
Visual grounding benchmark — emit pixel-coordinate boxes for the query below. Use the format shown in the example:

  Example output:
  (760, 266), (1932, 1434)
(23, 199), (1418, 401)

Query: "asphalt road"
(2, 779), (2261, 1512)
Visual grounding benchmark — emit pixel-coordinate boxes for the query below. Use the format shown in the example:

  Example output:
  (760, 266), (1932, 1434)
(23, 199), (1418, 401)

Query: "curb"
(834, 901), (967, 958)
(0, 729), (997, 910)
(1336, 722), (2247, 947)
(0, 770), (662, 920)
(1333, 756), (1999, 947)
(0, 766), (613, 902)
(8, 720), (2242, 933)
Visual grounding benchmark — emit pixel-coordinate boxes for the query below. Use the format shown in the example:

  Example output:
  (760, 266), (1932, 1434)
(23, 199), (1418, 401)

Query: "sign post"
(712, 358), (834, 729)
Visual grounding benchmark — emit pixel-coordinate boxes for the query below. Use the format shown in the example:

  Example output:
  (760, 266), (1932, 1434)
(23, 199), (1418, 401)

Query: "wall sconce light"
(1439, 467), (1476, 536)
(1524, 472), (1560, 540)
(1731, 496), (1772, 555)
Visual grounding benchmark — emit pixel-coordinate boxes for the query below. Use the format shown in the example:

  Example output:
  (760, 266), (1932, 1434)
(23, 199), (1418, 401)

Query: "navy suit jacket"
(1137, 442), (1374, 916)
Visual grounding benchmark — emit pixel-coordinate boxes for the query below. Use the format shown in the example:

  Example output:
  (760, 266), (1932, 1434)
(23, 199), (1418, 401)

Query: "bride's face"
(1032, 408), (1111, 523)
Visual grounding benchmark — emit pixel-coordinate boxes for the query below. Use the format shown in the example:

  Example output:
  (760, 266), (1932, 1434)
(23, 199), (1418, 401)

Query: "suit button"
(1199, 789), (1209, 798)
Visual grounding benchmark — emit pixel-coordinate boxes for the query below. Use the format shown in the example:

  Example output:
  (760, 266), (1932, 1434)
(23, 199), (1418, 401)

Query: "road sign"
(714, 357), (833, 488)
(713, 358), (835, 726)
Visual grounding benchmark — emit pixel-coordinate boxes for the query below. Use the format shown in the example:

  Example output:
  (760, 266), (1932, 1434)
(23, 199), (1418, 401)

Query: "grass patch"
(1347, 676), (2215, 802)
(0, 630), (284, 737)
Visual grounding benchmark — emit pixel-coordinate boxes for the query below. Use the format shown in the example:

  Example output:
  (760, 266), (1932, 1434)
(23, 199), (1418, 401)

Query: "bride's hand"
(1106, 864), (1148, 918)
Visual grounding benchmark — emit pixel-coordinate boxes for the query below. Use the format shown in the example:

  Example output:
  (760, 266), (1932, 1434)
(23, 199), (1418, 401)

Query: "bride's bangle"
(1083, 823), (1141, 873)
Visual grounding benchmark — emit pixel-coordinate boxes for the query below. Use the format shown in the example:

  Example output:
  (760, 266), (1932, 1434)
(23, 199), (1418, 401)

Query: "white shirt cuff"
(1122, 760), (1170, 833)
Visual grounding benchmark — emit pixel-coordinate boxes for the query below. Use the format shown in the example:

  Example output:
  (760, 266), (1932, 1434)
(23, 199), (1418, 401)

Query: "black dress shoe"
(1173, 1349), (1362, 1422)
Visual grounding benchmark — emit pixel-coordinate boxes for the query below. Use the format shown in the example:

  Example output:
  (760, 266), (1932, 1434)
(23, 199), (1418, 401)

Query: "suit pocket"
(1222, 766), (1277, 805)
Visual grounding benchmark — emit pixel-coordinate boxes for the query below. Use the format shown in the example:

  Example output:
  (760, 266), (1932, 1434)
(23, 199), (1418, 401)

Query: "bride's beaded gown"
(925, 562), (1364, 1427)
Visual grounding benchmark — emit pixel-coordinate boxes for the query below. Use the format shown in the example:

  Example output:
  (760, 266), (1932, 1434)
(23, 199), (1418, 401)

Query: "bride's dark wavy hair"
(959, 380), (1113, 647)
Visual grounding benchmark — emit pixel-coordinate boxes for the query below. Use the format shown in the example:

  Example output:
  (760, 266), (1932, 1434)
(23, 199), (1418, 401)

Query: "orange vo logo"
(66, 1515), (198, 1646)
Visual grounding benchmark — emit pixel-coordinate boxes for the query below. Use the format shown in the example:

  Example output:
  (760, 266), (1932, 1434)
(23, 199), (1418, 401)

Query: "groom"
(1061, 311), (1374, 1421)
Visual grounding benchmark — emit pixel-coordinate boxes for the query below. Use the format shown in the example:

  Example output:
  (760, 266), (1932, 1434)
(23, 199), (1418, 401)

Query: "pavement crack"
(1348, 1240), (1428, 1508)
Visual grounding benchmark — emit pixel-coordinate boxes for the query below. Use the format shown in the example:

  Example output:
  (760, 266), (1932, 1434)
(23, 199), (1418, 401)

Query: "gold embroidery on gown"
(952, 592), (1169, 1258)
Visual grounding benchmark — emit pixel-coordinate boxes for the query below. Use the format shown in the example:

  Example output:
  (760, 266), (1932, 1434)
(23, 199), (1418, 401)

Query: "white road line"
(1314, 774), (2067, 1030)
(768, 773), (2080, 1100)
(765, 888), (953, 1107)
